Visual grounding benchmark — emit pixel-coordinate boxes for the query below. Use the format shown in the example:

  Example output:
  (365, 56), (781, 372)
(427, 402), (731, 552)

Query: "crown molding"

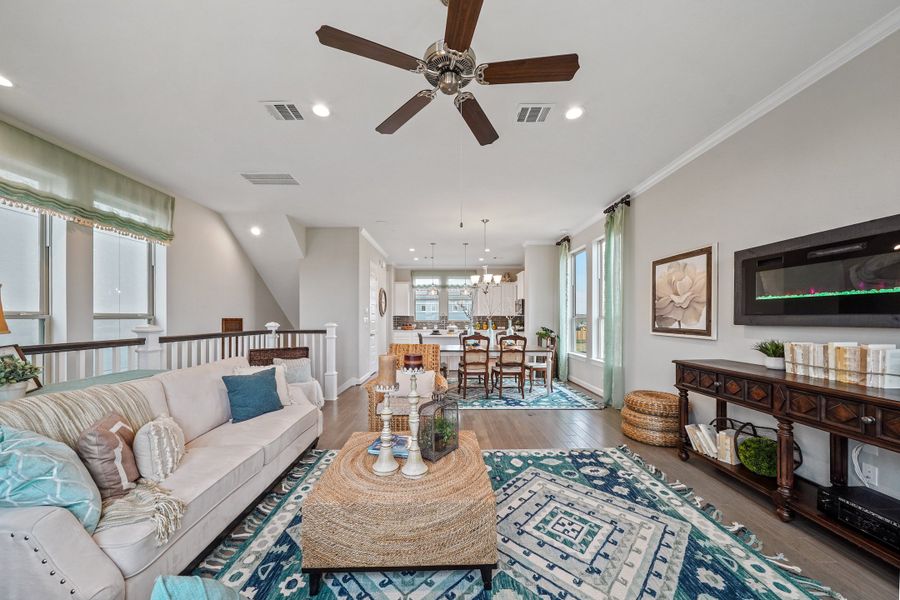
(360, 228), (389, 261)
(571, 7), (900, 237)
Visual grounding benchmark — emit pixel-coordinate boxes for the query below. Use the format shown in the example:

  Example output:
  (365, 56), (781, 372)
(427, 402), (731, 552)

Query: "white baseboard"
(567, 375), (604, 398)
(335, 370), (376, 397)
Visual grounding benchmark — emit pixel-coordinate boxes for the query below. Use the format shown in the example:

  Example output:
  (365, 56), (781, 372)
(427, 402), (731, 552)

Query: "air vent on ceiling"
(240, 173), (300, 186)
(262, 102), (304, 121)
(515, 103), (553, 124)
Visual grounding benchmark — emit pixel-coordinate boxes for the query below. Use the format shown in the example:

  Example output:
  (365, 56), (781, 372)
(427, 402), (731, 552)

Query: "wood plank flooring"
(320, 382), (898, 600)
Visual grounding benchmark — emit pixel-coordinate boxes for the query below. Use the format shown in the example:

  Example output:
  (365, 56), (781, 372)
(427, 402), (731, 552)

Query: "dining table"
(439, 344), (553, 376)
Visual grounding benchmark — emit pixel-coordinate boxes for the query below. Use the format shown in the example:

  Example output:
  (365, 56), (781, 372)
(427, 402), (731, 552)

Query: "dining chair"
(525, 336), (556, 392)
(458, 333), (490, 399)
(491, 334), (527, 399)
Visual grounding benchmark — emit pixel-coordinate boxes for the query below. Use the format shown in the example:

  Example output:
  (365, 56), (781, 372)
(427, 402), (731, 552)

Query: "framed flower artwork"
(652, 244), (717, 339)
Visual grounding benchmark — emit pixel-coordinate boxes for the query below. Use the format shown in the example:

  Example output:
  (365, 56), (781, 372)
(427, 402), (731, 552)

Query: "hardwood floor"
(320, 382), (898, 600)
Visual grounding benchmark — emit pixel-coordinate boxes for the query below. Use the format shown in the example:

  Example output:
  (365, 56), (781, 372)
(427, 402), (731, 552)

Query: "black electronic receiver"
(817, 486), (900, 550)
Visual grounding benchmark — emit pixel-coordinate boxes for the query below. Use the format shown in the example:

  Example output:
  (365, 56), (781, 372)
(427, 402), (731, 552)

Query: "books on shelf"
(716, 429), (740, 465)
(367, 435), (410, 458)
(785, 341), (899, 389)
(685, 424), (718, 458)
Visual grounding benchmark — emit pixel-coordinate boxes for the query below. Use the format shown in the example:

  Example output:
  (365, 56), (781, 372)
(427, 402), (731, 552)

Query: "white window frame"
(593, 237), (606, 361)
(569, 247), (588, 355)
(411, 271), (473, 322)
(92, 231), (155, 337)
(1, 207), (51, 345)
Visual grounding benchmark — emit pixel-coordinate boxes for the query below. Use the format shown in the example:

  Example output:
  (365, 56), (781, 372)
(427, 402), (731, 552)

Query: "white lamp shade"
(470, 274), (480, 284)
(482, 274), (491, 283)
(492, 275), (502, 284)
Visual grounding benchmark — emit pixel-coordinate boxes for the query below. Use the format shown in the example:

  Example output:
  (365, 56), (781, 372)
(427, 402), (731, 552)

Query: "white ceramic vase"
(0, 381), (28, 402)
(763, 356), (785, 370)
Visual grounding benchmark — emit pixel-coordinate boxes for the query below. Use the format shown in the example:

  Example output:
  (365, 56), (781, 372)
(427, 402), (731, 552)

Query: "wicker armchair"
(366, 344), (449, 431)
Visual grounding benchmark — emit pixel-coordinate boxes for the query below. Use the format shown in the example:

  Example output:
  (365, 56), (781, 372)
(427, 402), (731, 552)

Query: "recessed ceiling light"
(414, 257), (419, 261)
(0, 73), (13, 88)
(565, 106), (584, 120)
(250, 226), (262, 236)
(409, 247), (415, 252)
(478, 257), (484, 262)
(312, 103), (330, 117)
(484, 248), (491, 253)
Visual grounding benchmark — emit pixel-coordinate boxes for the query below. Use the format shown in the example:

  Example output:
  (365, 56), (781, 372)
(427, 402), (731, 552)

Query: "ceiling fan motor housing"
(424, 40), (477, 94)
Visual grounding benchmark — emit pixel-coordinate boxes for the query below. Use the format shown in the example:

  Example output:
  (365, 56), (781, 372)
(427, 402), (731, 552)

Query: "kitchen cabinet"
(473, 283), (518, 316)
(516, 271), (526, 301)
(393, 282), (411, 316)
(392, 330), (418, 344)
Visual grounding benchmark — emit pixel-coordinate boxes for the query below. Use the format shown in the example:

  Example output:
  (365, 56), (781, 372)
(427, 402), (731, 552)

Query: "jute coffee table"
(301, 430), (497, 595)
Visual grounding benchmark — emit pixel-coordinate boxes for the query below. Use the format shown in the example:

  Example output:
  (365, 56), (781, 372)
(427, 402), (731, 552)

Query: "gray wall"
(165, 197), (289, 335)
(523, 244), (559, 347)
(623, 31), (900, 495)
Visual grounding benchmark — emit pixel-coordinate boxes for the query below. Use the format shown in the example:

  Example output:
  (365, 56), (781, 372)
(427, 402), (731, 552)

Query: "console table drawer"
(876, 407), (900, 445)
(744, 380), (773, 409)
(785, 389), (820, 421)
(822, 396), (866, 434)
(720, 376), (745, 401)
(697, 371), (720, 393)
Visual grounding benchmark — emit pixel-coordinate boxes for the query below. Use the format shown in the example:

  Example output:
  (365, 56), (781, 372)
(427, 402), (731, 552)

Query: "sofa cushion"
(273, 357), (313, 384)
(187, 404), (317, 465)
(154, 357), (248, 442)
(233, 365), (292, 406)
(222, 369), (283, 423)
(93, 443), (264, 578)
(127, 379), (170, 419)
(133, 417), (186, 482)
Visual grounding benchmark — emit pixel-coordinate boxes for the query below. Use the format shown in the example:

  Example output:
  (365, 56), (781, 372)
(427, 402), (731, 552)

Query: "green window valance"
(0, 120), (174, 244)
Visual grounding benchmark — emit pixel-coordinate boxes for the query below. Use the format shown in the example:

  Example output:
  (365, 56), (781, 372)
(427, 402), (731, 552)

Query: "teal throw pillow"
(273, 357), (313, 383)
(222, 368), (282, 423)
(0, 425), (102, 532)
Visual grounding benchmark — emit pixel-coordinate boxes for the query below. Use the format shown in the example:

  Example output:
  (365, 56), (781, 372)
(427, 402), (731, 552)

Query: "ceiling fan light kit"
(315, 0), (579, 146)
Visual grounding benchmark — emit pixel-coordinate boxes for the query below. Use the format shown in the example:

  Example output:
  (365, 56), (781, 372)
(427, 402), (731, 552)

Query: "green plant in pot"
(433, 416), (456, 452)
(752, 339), (785, 370)
(0, 356), (40, 401)
(536, 327), (556, 347)
(737, 436), (778, 477)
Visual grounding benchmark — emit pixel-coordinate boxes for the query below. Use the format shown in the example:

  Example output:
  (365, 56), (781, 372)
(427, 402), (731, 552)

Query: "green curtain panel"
(557, 240), (569, 382)
(602, 206), (626, 408)
(0, 120), (174, 244)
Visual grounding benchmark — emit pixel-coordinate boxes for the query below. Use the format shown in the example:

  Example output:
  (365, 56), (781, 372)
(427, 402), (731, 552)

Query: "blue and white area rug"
(445, 378), (602, 410)
(195, 447), (844, 599)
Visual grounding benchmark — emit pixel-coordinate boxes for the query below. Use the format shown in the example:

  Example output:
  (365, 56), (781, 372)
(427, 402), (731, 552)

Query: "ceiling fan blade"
(477, 54), (580, 85)
(376, 91), (435, 134)
(444, 0), (484, 52)
(455, 93), (498, 146)
(316, 26), (422, 72)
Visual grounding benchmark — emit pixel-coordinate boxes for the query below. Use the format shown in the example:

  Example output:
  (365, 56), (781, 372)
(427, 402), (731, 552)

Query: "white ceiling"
(1, 0), (898, 267)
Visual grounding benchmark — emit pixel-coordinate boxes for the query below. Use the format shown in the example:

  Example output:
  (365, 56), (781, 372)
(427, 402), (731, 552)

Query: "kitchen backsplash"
(393, 315), (524, 330)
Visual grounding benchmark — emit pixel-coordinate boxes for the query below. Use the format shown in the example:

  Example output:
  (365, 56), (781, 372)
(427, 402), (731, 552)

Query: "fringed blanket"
(0, 382), (185, 544)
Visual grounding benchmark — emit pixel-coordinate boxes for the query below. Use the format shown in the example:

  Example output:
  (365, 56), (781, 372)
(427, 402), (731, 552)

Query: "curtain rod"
(555, 235), (570, 246)
(603, 194), (632, 215)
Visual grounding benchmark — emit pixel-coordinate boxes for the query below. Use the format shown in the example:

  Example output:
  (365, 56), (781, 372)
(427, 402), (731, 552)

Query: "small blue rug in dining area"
(444, 377), (602, 410)
(194, 447), (843, 600)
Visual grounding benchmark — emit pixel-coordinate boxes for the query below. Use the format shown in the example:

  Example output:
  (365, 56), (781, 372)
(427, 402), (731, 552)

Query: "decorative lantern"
(418, 395), (459, 462)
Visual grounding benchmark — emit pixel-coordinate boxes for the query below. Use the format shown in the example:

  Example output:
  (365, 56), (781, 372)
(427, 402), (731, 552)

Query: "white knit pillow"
(133, 417), (186, 482)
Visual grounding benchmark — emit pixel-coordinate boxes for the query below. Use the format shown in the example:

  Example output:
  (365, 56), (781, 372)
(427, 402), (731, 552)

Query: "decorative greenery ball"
(738, 436), (778, 477)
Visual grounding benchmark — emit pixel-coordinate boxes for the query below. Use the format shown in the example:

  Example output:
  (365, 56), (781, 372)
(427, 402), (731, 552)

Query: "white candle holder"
(400, 367), (428, 479)
(372, 383), (400, 476)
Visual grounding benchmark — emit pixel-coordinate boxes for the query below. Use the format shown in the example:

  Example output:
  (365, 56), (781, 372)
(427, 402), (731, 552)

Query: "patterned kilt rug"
(195, 446), (843, 600)
(444, 377), (602, 410)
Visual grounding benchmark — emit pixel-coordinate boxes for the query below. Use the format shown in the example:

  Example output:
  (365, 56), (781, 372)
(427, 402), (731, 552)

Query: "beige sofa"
(0, 357), (323, 600)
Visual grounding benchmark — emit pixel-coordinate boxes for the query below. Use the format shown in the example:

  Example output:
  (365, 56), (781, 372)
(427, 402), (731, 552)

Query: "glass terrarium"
(418, 396), (459, 462)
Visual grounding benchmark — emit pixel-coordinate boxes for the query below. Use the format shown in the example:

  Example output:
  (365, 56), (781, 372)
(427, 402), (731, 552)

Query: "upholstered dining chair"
(491, 334), (527, 399)
(525, 336), (556, 392)
(365, 344), (448, 432)
(458, 333), (491, 399)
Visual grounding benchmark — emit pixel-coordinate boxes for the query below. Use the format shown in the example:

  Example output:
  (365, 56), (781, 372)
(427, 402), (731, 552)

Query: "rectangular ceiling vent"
(240, 173), (300, 186)
(515, 103), (553, 124)
(262, 102), (304, 121)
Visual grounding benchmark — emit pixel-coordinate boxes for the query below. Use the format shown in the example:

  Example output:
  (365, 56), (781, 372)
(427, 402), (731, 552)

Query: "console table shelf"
(674, 359), (900, 568)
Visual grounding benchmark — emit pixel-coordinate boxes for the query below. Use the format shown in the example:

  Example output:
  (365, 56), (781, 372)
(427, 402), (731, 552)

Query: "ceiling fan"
(315, 0), (580, 146)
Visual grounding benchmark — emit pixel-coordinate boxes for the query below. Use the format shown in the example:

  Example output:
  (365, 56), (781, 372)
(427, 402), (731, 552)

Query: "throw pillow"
(76, 413), (140, 499)
(133, 417), (186, 482)
(273, 357), (313, 384)
(0, 425), (102, 533)
(396, 370), (436, 398)
(233, 365), (292, 406)
(222, 369), (283, 423)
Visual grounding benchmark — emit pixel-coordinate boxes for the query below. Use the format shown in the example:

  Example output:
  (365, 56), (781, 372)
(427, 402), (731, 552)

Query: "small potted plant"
(0, 355), (40, 401)
(753, 340), (785, 370)
(433, 416), (457, 452)
(536, 327), (556, 347)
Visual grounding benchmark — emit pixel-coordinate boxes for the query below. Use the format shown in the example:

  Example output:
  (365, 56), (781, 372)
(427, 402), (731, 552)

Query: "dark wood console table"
(674, 359), (900, 567)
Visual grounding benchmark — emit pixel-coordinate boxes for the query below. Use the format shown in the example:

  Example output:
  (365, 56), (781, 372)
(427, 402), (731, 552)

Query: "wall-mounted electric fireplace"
(735, 214), (900, 327)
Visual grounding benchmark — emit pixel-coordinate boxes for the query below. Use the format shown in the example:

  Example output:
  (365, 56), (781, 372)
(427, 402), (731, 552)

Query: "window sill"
(568, 352), (587, 361)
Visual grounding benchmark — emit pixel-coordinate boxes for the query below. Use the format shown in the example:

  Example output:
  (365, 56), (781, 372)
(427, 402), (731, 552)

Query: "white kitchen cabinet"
(516, 270), (526, 301)
(500, 282), (518, 315)
(392, 330), (418, 344)
(473, 283), (518, 316)
(393, 282), (412, 316)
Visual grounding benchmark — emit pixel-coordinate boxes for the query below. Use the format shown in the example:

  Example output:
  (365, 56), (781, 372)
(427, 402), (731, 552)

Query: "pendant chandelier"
(427, 243), (439, 296)
(470, 265), (501, 294)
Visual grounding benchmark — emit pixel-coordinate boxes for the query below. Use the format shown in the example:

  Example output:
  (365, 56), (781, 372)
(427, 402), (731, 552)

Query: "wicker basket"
(621, 407), (679, 432)
(621, 421), (681, 447)
(624, 390), (680, 417)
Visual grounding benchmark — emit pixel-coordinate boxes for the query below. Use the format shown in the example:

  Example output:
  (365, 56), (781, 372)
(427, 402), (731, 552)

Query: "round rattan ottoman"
(621, 390), (681, 447)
